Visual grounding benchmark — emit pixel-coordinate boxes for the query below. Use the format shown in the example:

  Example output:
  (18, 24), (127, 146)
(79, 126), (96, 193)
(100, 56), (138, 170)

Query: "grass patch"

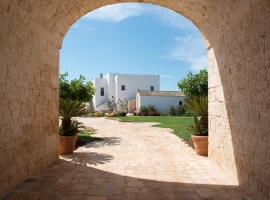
(76, 129), (103, 147)
(116, 116), (193, 140)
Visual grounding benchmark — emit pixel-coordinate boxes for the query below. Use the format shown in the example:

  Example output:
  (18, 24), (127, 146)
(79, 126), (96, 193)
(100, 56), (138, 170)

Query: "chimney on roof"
(100, 73), (103, 79)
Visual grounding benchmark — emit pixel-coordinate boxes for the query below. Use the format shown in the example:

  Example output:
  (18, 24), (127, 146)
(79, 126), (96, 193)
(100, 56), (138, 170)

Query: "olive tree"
(178, 69), (208, 97)
(59, 72), (95, 102)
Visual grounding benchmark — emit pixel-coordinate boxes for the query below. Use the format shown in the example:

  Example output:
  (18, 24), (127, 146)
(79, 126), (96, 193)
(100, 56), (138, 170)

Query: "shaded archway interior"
(0, 1), (269, 199)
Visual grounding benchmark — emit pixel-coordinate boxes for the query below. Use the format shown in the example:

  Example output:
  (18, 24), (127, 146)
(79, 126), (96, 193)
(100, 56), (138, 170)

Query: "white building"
(92, 73), (160, 111)
(136, 91), (185, 114)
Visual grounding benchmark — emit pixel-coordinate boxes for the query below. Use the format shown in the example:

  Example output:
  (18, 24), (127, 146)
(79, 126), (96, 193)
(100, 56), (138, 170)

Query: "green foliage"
(116, 112), (127, 117)
(185, 96), (208, 136)
(59, 98), (90, 119)
(59, 98), (90, 136)
(147, 105), (157, 112)
(168, 106), (176, 116)
(141, 106), (148, 113)
(185, 96), (208, 117)
(60, 119), (85, 136)
(60, 72), (95, 102)
(183, 108), (194, 117)
(176, 106), (186, 116)
(89, 111), (105, 117)
(187, 116), (207, 136)
(168, 106), (186, 116)
(138, 105), (160, 116)
(178, 69), (208, 97)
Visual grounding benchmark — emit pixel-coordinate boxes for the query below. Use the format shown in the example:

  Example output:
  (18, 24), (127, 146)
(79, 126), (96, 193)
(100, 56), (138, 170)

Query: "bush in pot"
(59, 98), (89, 155)
(185, 96), (208, 156)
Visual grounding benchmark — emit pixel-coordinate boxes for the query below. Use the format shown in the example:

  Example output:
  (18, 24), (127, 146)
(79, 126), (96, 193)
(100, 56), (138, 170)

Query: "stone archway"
(0, 1), (269, 199)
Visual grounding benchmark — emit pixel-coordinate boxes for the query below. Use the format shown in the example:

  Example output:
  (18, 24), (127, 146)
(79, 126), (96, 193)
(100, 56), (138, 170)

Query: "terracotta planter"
(191, 135), (208, 156)
(59, 135), (78, 155)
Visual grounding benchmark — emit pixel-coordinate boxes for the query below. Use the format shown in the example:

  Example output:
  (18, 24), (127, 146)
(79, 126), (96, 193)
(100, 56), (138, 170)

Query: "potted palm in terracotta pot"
(185, 96), (208, 156)
(59, 98), (89, 155)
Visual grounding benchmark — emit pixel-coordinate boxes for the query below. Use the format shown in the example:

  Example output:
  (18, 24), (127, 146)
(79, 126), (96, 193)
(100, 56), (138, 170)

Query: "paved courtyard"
(4, 118), (251, 200)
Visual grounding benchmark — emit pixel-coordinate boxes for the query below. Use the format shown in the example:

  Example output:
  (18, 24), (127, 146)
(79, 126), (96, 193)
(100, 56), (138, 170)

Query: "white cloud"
(83, 3), (145, 22)
(82, 3), (196, 30)
(148, 6), (195, 30)
(175, 35), (193, 42)
(167, 35), (208, 71)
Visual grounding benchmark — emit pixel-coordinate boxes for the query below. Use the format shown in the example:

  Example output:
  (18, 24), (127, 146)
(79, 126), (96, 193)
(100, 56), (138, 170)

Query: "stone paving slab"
(3, 117), (252, 200)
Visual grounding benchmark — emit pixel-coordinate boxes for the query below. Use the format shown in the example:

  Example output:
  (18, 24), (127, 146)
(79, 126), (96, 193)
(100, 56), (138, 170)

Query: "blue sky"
(60, 3), (207, 90)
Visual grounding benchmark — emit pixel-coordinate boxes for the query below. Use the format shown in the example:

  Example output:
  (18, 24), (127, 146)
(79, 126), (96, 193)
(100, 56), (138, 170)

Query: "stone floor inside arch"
(3, 118), (252, 200)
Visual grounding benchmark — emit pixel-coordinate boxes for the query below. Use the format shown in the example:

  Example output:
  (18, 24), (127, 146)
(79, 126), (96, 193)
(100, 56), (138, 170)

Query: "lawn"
(116, 116), (193, 140)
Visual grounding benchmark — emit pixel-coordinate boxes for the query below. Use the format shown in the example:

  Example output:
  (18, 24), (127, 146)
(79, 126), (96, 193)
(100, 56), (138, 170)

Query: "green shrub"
(117, 112), (127, 117)
(185, 96), (208, 136)
(147, 105), (160, 116)
(176, 106), (186, 116)
(138, 105), (160, 116)
(106, 112), (117, 117)
(94, 112), (105, 117)
(140, 106), (148, 113)
(60, 119), (85, 136)
(168, 105), (185, 116)
(178, 69), (208, 97)
(183, 108), (194, 116)
(60, 73), (95, 102)
(89, 111), (105, 117)
(139, 106), (148, 116)
(59, 98), (89, 136)
(168, 106), (176, 116)
(147, 105), (157, 112)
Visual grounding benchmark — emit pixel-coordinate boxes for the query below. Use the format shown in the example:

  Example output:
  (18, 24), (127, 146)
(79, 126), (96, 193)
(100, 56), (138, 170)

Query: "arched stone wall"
(0, 0), (269, 199)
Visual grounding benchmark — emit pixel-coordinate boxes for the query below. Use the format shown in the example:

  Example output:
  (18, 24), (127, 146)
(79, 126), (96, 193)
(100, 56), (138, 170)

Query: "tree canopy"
(59, 73), (95, 102)
(178, 69), (208, 97)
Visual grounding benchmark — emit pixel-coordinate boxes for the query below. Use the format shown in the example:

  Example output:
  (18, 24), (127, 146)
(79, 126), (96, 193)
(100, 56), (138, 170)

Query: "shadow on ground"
(3, 153), (252, 200)
(84, 137), (121, 148)
(183, 139), (195, 150)
(61, 152), (114, 166)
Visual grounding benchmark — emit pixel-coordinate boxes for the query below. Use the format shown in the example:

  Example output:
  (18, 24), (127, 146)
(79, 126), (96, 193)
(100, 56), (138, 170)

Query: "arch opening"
(59, 0), (239, 191)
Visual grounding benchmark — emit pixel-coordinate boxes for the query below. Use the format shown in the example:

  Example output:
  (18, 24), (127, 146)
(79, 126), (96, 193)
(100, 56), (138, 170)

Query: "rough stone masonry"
(0, 0), (269, 199)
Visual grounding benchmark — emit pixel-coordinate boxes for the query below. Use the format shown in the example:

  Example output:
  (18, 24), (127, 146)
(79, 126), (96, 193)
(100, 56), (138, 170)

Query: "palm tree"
(59, 98), (90, 136)
(185, 96), (208, 136)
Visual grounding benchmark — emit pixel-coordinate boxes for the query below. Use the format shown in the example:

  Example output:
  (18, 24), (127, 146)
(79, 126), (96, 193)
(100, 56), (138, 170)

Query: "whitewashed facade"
(92, 73), (160, 110)
(136, 91), (185, 114)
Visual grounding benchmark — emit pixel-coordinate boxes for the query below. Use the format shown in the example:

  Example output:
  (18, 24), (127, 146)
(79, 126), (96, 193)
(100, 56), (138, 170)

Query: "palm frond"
(59, 98), (90, 119)
(59, 98), (89, 136)
(185, 96), (208, 136)
(185, 96), (208, 117)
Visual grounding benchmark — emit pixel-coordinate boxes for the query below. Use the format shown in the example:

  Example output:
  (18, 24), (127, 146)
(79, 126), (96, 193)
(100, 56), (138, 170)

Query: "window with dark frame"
(179, 101), (183, 106)
(100, 87), (104, 96)
(121, 85), (125, 91)
(150, 86), (154, 91)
